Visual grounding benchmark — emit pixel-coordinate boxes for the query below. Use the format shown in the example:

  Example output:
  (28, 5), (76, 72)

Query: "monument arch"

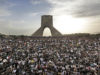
(32, 15), (62, 36)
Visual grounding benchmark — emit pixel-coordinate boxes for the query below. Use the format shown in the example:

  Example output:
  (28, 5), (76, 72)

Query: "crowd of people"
(0, 35), (100, 75)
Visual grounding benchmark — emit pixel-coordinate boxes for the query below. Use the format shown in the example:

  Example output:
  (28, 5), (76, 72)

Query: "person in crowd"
(0, 35), (100, 75)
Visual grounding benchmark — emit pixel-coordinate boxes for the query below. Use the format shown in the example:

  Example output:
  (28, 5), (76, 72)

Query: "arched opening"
(43, 27), (52, 36)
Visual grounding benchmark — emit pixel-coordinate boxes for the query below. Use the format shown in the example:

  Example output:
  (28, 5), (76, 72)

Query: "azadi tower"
(32, 15), (62, 36)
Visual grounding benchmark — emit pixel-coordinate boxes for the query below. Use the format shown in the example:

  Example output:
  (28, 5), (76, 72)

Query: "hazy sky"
(0, 0), (100, 36)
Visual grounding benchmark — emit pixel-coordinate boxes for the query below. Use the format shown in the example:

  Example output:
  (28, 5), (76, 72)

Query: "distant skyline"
(0, 0), (100, 36)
